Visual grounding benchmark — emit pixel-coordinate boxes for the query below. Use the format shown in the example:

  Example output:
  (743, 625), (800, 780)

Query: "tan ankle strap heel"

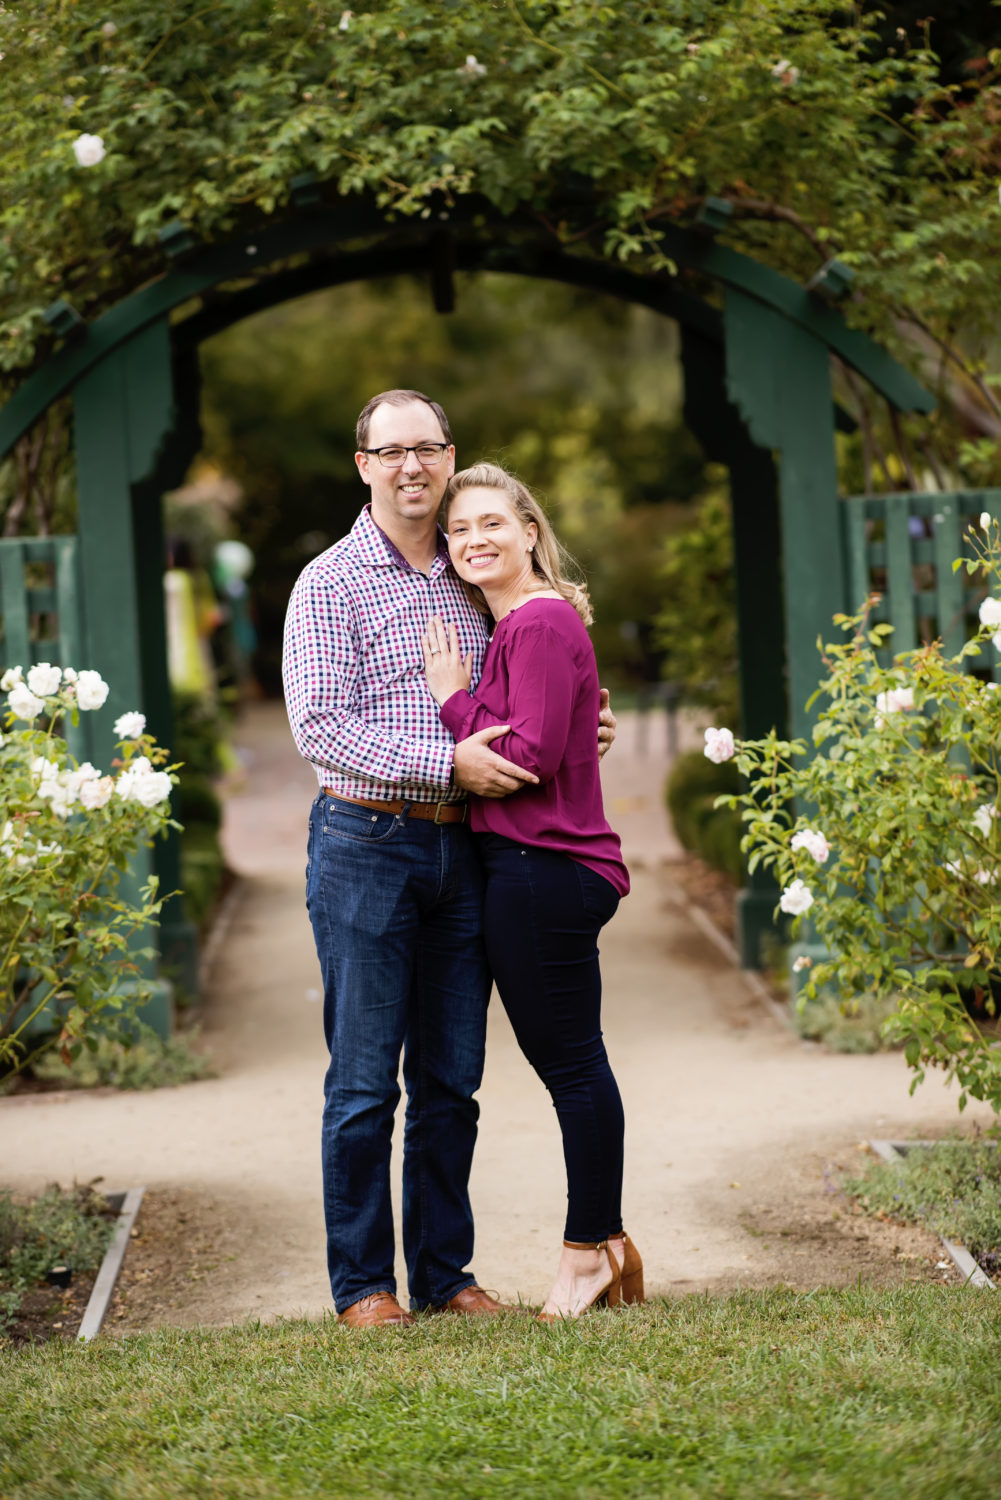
(612, 1231), (645, 1305)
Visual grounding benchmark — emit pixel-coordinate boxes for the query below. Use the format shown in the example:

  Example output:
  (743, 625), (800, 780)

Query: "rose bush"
(0, 666), (176, 1076)
(711, 528), (1001, 1113)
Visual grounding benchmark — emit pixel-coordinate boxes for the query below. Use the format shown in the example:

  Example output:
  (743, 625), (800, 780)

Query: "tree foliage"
(0, 0), (999, 433)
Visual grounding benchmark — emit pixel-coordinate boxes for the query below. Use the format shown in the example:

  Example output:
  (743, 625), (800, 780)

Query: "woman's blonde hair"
(442, 463), (593, 626)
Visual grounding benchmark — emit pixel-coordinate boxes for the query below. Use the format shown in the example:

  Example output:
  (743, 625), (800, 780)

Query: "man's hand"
(597, 688), (617, 761)
(453, 725), (539, 799)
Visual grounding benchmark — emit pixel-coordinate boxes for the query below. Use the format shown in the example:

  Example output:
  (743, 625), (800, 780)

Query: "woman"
(421, 463), (642, 1320)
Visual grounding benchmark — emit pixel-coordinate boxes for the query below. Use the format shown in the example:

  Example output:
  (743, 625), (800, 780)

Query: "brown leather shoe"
(337, 1292), (415, 1328)
(430, 1285), (516, 1316)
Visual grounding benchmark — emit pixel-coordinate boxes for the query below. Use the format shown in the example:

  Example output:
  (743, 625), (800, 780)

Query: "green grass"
(2, 1287), (1000, 1498)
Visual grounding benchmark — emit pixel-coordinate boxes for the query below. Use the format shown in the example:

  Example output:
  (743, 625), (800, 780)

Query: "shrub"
(32, 1023), (213, 1091)
(174, 774), (222, 830)
(0, 668), (176, 1077)
(793, 989), (901, 1054)
(655, 484), (739, 726)
(665, 750), (743, 882)
(179, 825), (226, 929)
(716, 522), (1001, 1112)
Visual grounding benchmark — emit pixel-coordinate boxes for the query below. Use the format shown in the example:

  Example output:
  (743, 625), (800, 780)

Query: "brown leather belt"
(323, 790), (468, 825)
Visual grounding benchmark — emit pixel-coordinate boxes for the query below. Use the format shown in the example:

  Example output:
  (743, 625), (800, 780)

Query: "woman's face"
(446, 486), (537, 592)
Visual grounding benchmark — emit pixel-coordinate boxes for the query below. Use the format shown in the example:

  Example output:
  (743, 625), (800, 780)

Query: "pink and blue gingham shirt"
(282, 505), (488, 801)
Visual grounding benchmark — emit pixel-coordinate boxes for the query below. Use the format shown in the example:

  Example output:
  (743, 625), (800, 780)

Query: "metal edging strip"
(77, 1186), (147, 1342)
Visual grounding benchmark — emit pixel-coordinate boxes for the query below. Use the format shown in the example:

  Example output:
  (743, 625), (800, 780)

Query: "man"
(283, 389), (614, 1327)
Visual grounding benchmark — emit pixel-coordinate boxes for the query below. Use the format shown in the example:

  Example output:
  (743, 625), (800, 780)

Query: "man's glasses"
(362, 444), (449, 468)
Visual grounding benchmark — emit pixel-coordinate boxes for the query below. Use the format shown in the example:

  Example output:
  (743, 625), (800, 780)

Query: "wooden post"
(681, 325), (785, 967)
(73, 320), (200, 1019)
(723, 289), (845, 746)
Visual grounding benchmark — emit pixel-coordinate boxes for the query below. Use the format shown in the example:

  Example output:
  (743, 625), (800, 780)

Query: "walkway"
(2, 702), (991, 1326)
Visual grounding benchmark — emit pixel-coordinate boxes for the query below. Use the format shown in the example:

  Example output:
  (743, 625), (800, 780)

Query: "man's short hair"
(355, 389), (454, 451)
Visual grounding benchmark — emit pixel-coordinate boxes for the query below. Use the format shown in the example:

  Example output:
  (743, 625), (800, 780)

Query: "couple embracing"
(282, 388), (641, 1326)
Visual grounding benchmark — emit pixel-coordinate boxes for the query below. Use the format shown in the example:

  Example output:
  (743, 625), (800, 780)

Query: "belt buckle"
(433, 800), (448, 825)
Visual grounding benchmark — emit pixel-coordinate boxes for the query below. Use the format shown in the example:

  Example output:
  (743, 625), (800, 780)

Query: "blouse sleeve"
(438, 620), (576, 782)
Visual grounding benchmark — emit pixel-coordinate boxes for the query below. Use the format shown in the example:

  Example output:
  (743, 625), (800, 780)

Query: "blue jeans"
(479, 836), (624, 1243)
(306, 794), (490, 1313)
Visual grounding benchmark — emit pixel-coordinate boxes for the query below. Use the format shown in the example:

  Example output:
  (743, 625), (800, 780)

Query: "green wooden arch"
(0, 193), (936, 977)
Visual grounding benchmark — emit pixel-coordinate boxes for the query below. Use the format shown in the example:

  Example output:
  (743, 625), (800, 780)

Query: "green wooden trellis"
(842, 489), (1001, 667)
(0, 191), (939, 973)
(0, 536), (88, 762)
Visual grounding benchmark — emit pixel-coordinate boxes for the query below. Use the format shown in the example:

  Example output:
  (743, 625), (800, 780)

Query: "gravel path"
(2, 702), (990, 1328)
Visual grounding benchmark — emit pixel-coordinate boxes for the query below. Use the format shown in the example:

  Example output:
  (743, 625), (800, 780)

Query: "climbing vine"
(1, 1), (1000, 473)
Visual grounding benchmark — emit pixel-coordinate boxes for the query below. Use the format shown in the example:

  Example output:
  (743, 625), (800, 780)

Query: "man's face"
(355, 400), (455, 529)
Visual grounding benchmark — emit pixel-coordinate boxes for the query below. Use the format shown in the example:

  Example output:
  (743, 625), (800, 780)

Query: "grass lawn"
(2, 1286), (1000, 1499)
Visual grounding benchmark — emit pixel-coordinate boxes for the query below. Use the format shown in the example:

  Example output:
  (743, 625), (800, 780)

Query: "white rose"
(780, 878), (814, 916)
(875, 686), (914, 726)
(125, 769), (172, 808)
(62, 667), (78, 684)
(113, 711), (146, 740)
(26, 663), (63, 698)
(0, 666), (23, 691)
(770, 58), (800, 83)
(75, 669), (109, 710)
(79, 776), (114, 810)
(114, 759), (153, 802)
(66, 761), (101, 797)
(981, 511), (993, 532)
(791, 828), (830, 864)
(46, 781), (76, 818)
(30, 756), (60, 784)
(8, 683), (46, 721)
(703, 727), (736, 764)
(72, 133), (106, 167)
(979, 597), (1001, 628)
(459, 54), (487, 75)
(993, 630), (1001, 654)
(973, 804), (997, 839)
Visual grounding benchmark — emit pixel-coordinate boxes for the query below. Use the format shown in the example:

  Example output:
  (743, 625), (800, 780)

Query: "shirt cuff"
(439, 690), (476, 740)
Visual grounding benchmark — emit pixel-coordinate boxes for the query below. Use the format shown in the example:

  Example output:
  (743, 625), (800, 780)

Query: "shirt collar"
(352, 504), (451, 577)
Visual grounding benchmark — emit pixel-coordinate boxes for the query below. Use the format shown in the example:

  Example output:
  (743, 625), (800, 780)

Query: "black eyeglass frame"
(361, 443), (451, 468)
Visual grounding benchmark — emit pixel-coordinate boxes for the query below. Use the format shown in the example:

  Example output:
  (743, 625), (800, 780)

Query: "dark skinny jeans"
(479, 835), (625, 1243)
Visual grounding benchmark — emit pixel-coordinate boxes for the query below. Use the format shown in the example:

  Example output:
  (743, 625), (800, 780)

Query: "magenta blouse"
(438, 597), (630, 898)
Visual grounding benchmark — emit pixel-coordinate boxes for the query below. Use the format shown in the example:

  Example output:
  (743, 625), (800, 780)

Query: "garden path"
(2, 701), (994, 1327)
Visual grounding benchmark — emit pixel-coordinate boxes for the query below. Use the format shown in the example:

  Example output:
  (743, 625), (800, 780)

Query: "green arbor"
(0, 195), (935, 968)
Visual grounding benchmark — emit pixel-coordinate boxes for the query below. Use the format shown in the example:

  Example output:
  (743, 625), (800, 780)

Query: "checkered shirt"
(282, 505), (488, 800)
